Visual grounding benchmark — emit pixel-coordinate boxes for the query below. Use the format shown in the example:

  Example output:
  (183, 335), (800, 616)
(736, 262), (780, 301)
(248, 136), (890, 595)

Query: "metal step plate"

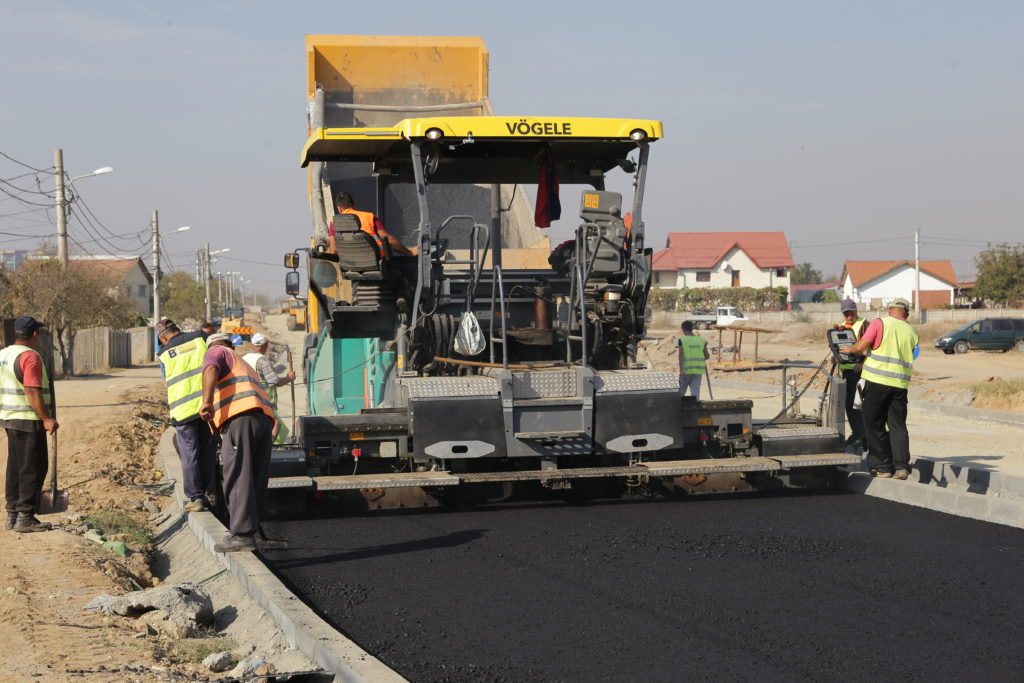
(313, 471), (460, 490)
(640, 457), (779, 475)
(758, 426), (840, 440)
(267, 476), (315, 490)
(772, 453), (861, 468)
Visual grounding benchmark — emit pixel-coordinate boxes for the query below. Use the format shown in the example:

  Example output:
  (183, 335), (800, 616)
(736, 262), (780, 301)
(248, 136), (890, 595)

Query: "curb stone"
(158, 429), (405, 683)
(844, 456), (1024, 529)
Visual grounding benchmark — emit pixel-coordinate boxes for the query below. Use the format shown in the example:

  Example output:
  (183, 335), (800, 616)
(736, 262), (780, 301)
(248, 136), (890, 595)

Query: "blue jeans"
(174, 420), (217, 501)
(679, 373), (703, 399)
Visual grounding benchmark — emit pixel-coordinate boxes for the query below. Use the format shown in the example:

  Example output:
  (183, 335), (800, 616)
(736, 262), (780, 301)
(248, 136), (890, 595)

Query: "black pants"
(220, 410), (273, 536)
(842, 369), (865, 443)
(860, 380), (910, 474)
(4, 427), (48, 514)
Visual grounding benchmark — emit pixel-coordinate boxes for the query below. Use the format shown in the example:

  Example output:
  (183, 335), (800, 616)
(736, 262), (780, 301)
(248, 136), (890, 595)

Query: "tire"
(1015, 340), (1024, 353)
(954, 340), (969, 354)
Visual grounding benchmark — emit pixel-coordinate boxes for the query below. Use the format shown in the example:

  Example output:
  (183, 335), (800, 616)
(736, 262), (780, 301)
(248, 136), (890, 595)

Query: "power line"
(0, 151), (52, 174)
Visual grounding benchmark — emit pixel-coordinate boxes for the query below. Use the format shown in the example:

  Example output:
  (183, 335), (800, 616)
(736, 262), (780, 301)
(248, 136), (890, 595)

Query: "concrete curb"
(710, 377), (1024, 426)
(844, 457), (1024, 529)
(159, 429), (405, 683)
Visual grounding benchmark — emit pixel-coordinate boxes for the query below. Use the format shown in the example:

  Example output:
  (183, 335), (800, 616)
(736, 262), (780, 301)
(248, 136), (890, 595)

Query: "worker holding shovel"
(678, 320), (711, 400)
(1, 316), (59, 533)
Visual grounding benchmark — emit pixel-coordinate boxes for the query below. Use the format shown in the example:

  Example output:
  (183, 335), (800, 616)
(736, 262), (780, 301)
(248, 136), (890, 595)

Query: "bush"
(648, 286), (788, 312)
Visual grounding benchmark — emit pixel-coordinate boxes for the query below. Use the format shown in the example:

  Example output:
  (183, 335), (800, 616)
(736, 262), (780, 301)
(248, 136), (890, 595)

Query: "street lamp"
(54, 149), (115, 268)
(152, 219), (191, 341)
(204, 246), (230, 321)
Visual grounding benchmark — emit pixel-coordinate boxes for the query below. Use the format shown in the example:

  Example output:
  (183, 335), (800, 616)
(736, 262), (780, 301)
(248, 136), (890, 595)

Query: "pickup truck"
(685, 306), (748, 329)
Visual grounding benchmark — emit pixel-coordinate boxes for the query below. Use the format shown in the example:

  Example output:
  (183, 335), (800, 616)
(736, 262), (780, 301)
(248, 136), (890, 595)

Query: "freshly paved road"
(261, 491), (1024, 682)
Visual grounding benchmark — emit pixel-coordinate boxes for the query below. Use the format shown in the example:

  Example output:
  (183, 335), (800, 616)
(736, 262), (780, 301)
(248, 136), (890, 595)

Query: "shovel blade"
(36, 489), (69, 515)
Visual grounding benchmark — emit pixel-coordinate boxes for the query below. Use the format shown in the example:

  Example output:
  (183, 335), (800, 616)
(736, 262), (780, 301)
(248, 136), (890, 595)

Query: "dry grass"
(970, 377), (1024, 400)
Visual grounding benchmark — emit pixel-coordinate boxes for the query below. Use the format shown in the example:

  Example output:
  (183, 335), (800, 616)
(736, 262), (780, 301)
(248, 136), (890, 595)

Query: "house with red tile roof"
(840, 260), (956, 309)
(652, 232), (794, 290)
(68, 256), (153, 316)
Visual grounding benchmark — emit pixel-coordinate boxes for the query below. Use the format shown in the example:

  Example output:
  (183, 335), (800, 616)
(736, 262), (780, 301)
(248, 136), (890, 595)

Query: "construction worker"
(841, 298), (919, 480)
(1, 316), (58, 533)
(329, 191), (414, 257)
(156, 319), (216, 512)
(242, 333), (295, 444)
(199, 333), (276, 552)
(836, 298), (868, 450)
(678, 320), (710, 399)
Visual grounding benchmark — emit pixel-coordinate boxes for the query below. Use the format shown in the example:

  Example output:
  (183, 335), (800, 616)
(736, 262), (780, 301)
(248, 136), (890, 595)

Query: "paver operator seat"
(579, 190), (629, 280)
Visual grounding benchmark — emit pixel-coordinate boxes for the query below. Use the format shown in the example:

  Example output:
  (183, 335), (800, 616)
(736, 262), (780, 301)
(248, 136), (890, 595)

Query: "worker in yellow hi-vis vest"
(678, 320), (710, 399)
(841, 298), (919, 481)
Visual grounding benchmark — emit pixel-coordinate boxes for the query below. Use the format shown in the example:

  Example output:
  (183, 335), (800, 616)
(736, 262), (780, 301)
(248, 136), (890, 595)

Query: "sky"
(2, 0), (1022, 298)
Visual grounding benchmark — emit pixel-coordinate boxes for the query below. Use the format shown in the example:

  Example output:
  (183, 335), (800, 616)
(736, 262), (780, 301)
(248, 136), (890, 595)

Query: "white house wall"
(654, 246), (791, 290)
(843, 265), (953, 305)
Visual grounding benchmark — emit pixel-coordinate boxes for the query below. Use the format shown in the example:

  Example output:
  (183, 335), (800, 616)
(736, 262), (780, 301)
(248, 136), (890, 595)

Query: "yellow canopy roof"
(301, 116), (663, 184)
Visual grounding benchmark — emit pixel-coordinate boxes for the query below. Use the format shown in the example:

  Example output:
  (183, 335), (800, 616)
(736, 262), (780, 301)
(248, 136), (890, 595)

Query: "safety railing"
(488, 265), (510, 368)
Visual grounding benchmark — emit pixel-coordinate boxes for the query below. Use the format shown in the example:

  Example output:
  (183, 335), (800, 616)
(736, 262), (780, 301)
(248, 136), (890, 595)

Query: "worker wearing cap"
(841, 298), (919, 480)
(242, 333), (295, 444)
(200, 332), (276, 552)
(156, 319), (216, 512)
(678, 320), (710, 399)
(836, 298), (868, 450)
(0, 316), (58, 533)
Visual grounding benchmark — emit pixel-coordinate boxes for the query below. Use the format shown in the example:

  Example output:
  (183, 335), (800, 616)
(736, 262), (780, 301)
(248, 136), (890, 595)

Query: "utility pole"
(151, 210), (160, 328)
(55, 149), (68, 268)
(915, 229), (922, 323)
(204, 243), (213, 322)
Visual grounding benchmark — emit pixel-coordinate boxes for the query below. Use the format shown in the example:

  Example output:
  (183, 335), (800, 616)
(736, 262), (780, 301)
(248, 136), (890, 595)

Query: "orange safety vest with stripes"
(340, 208), (386, 257)
(212, 353), (277, 430)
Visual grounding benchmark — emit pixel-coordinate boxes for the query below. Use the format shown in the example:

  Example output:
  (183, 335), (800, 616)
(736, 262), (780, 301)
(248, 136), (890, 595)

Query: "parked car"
(933, 318), (1024, 354)
(685, 306), (748, 329)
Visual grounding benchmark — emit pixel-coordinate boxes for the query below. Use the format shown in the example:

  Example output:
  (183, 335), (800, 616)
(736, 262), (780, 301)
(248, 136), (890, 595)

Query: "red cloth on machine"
(534, 147), (561, 228)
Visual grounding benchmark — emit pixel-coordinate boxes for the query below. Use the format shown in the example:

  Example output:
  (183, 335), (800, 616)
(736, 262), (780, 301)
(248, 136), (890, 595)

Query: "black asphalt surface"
(261, 491), (1024, 682)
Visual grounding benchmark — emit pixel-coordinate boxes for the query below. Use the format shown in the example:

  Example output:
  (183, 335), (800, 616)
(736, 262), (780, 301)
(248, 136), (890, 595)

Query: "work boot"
(894, 469), (910, 481)
(183, 497), (208, 512)
(5, 512), (17, 531)
(13, 513), (52, 533)
(213, 533), (256, 553)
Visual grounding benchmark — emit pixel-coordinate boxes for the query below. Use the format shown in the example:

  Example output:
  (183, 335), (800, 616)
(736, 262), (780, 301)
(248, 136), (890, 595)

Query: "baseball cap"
(251, 333), (267, 346)
(889, 298), (911, 310)
(207, 333), (231, 345)
(155, 318), (175, 336)
(840, 298), (857, 313)
(13, 316), (45, 335)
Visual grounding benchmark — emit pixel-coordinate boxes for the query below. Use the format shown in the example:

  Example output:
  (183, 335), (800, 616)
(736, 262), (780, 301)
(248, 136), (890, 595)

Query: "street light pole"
(205, 243), (212, 322)
(53, 150), (115, 268)
(55, 149), (68, 268)
(151, 210), (160, 327)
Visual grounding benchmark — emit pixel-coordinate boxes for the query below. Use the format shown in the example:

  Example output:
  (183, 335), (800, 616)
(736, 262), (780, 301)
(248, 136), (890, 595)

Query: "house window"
(138, 285), (147, 298)
(696, 272), (711, 283)
(776, 268), (786, 277)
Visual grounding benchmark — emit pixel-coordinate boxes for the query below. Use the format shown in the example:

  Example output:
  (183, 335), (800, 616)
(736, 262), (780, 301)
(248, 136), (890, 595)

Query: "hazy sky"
(2, 0), (1022, 297)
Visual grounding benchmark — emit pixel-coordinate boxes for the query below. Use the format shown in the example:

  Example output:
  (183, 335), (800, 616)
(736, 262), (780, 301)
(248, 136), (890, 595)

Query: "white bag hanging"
(852, 378), (866, 411)
(454, 311), (486, 356)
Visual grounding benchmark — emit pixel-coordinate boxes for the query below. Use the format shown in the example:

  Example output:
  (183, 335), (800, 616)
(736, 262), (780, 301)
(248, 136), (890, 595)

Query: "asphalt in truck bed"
(261, 491), (1024, 682)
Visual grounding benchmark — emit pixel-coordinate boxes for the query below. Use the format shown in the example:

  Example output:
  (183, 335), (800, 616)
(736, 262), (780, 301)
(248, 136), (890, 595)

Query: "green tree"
(817, 289), (840, 304)
(8, 259), (139, 375)
(790, 262), (823, 285)
(161, 271), (206, 321)
(974, 243), (1024, 306)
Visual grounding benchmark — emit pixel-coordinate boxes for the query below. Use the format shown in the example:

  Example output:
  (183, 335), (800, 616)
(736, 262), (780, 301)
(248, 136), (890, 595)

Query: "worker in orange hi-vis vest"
(199, 333), (276, 553)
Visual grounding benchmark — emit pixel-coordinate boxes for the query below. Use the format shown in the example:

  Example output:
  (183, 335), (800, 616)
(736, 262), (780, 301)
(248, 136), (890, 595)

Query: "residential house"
(69, 256), (154, 316)
(652, 232), (794, 290)
(1, 249), (30, 272)
(840, 260), (956, 309)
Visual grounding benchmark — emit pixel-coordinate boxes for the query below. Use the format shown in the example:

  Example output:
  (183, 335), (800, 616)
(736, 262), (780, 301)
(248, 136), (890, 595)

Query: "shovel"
(37, 432), (69, 515)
